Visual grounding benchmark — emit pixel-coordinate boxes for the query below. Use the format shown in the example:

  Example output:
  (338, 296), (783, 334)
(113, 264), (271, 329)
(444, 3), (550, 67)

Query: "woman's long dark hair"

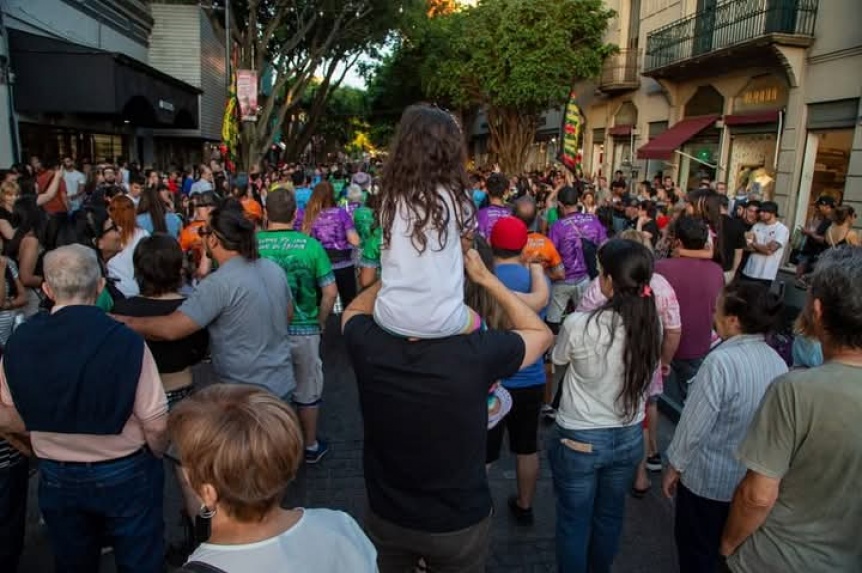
(464, 236), (503, 331)
(590, 239), (661, 421)
(5, 196), (45, 259)
(379, 104), (474, 253)
(302, 181), (336, 234)
(137, 185), (168, 234)
(702, 192), (725, 268)
(210, 205), (259, 260)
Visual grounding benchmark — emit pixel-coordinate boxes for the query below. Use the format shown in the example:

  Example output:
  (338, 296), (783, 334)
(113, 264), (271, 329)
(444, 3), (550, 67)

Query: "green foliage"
(304, 85), (370, 150)
(424, 0), (616, 113)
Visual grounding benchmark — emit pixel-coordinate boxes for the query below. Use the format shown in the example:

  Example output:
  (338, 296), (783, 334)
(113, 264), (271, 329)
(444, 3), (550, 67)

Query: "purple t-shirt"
(311, 207), (355, 252)
(655, 257), (724, 360)
(476, 205), (511, 239)
(548, 213), (608, 282)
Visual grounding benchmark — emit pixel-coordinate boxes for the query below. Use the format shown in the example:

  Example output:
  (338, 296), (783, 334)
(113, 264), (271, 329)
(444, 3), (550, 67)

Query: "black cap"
(815, 195), (836, 208)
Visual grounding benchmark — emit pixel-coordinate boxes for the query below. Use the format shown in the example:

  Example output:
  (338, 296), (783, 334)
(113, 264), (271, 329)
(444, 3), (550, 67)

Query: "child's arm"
(515, 263), (550, 312)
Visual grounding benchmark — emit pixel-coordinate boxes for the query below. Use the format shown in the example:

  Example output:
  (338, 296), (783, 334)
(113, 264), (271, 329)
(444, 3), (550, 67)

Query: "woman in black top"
(112, 234), (208, 408)
(111, 234), (209, 553)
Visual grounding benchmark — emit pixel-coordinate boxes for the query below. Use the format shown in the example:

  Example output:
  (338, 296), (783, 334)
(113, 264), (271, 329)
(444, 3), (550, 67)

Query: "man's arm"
(318, 282), (337, 330)
(466, 249), (553, 369)
(720, 471), (780, 556)
(731, 248), (743, 275)
(661, 328), (681, 371)
(342, 280), (381, 332)
(112, 311), (202, 342)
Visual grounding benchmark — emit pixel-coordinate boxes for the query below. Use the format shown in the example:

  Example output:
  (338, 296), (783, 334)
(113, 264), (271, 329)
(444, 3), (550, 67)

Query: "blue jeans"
(547, 424), (643, 573)
(39, 449), (165, 573)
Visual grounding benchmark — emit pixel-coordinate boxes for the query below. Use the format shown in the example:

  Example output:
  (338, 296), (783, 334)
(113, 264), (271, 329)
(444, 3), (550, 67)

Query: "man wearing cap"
(795, 195), (835, 281)
(741, 201), (790, 287)
(488, 216), (551, 526)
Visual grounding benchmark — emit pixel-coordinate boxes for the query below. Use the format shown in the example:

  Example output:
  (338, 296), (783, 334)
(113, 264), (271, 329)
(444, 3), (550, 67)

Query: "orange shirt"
(523, 232), (564, 273)
(37, 170), (68, 214)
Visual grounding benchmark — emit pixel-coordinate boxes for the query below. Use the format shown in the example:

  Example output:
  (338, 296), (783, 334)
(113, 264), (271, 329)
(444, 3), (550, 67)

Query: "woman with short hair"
(171, 384), (377, 572)
(662, 281), (787, 572)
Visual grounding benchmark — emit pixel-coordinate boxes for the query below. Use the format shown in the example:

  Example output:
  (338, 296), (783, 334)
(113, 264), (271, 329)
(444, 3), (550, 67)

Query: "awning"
(637, 115), (718, 160)
(724, 110), (780, 126)
(9, 29), (200, 129)
(608, 125), (633, 137)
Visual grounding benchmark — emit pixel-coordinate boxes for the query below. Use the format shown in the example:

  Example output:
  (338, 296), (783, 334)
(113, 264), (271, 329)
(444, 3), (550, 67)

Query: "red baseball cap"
(490, 216), (528, 251)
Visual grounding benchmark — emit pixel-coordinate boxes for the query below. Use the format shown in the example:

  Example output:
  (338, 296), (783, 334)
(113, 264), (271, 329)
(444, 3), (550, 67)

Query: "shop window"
(728, 133), (777, 199)
(794, 129), (853, 231)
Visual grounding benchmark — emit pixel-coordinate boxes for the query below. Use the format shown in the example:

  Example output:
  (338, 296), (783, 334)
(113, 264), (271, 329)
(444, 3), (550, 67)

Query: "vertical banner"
(559, 91), (582, 173)
(221, 68), (239, 173)
(237, 69), (259, 122)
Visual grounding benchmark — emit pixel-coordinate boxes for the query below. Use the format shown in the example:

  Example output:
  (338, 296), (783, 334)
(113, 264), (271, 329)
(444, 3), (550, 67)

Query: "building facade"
(0, 0), (224, 169)
(578, 0), (861, 233)
(147, 0), (227, 168)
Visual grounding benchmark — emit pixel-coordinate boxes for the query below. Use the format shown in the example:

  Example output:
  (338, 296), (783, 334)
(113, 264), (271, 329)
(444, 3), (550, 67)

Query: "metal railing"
(599, 49), (641, 90)
(645, 0), (818, 72)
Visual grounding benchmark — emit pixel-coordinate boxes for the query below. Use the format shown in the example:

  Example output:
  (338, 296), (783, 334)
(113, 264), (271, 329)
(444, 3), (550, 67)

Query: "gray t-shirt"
(180, 256), (295, 397)
(730, 362), (862, 572)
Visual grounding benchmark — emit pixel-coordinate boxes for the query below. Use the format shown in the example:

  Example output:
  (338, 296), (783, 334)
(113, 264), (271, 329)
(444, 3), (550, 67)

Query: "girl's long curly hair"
(379, 104), (474, 253)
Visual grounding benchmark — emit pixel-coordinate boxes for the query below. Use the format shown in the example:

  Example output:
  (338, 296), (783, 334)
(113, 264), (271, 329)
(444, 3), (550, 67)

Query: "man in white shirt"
(62, 157), (87, 212)
(741, 201), (789, 287)
(126, 176), (144, 207)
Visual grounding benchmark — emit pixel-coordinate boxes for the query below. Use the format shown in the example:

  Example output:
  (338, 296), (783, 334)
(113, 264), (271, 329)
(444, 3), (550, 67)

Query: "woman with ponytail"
(548, 238), (662, 572)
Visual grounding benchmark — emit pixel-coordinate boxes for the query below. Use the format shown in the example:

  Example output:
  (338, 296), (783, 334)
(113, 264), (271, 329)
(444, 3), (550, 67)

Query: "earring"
(198, 504), (217, 519)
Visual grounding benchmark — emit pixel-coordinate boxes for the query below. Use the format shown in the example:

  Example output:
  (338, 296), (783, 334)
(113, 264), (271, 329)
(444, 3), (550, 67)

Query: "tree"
(207, 0), (413, 170)
(421, 0), (616, 174)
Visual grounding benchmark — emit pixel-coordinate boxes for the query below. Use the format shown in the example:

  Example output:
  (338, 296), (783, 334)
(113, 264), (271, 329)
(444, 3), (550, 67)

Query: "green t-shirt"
(353, 207), (375, 248)
(359, 226), (382, 270)
(257, 229), (335, 335)
(730, 362), (862, 573)
(545, 206), (559, 225)
(96, 288), (113, 312)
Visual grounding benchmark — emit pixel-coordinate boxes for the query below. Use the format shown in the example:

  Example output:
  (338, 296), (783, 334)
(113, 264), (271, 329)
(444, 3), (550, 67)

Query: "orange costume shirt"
(36, 170), (68, 214)
(523, 232), (564, 274)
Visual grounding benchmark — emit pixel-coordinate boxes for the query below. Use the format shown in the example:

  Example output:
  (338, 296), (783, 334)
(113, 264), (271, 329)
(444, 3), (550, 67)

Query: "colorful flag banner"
(559, 91), (582, 173)
(237, 69), (259, 122)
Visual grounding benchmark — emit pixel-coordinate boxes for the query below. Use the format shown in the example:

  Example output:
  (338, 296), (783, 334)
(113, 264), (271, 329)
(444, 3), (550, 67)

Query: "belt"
(41, 447), (147, 467)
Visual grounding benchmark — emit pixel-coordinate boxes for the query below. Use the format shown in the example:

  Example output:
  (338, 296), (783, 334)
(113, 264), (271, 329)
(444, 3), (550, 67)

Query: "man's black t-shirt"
(343, 314), (525, 533)
(720, 214), (747, 272)
(801, 218), (831, 257)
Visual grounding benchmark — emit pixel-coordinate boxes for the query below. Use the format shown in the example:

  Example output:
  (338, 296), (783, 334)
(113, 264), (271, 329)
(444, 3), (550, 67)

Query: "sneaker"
(646, 453), (662, 472)
(304, 440), (330, 464)
(541, 404), (557, 421)
(507, 494), (534, 526)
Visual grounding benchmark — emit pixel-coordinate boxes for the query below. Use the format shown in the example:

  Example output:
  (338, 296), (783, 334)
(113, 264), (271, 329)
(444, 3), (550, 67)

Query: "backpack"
(571, 220), (599, 279)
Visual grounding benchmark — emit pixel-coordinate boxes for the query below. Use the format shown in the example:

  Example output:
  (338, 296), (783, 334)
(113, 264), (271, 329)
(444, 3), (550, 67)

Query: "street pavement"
(19, 319), (680, 572)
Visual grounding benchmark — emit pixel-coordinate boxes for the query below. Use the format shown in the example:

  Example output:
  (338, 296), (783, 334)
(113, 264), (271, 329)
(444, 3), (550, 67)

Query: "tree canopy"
(368, 0), (616, 173)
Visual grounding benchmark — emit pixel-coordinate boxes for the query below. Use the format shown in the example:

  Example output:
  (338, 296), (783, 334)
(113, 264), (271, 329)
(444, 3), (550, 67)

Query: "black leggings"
(333, 265), (357, 310)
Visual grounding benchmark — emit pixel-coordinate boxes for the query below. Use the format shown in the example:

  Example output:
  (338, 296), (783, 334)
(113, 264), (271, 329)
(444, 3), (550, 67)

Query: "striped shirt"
(0, 438), (23, 469)
(666, 334), (788, 502)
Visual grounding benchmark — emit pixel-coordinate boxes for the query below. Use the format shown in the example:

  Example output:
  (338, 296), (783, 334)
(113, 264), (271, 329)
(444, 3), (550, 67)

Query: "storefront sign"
(733, 76), (788, 114)
(237, 69), (258, 122)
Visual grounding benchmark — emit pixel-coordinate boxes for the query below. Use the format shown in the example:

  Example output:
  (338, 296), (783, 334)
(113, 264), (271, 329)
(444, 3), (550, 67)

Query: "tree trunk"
(487, 107), (538, 175)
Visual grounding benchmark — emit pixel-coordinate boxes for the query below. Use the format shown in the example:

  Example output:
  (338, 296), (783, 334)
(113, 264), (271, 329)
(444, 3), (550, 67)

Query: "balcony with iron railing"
(644, 0), (818, 78)
(598, 49), (641, 93)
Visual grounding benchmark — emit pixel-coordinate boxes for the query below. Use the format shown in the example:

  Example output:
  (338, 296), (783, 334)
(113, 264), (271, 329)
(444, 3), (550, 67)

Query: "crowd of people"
(0, 102), (860, 573)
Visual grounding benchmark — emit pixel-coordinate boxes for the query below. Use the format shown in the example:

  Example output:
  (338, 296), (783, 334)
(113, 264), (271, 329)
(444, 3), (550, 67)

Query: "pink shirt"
(577, 272), (681, 396)
(0, 346), (167, 462)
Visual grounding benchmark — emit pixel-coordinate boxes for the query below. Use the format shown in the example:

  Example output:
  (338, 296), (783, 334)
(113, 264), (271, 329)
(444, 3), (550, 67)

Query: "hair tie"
(640, 285), (653, 298)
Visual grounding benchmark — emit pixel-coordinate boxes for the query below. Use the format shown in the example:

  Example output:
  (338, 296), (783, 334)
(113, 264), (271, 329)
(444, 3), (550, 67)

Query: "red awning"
(608, 125), (633, 136)
(637, 115), (719, 160)
(724, 110), (780, 126)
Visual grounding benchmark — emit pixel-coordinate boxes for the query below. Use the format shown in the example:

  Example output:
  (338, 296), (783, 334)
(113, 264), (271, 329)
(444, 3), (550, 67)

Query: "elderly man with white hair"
(0, 244), (168, 573)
